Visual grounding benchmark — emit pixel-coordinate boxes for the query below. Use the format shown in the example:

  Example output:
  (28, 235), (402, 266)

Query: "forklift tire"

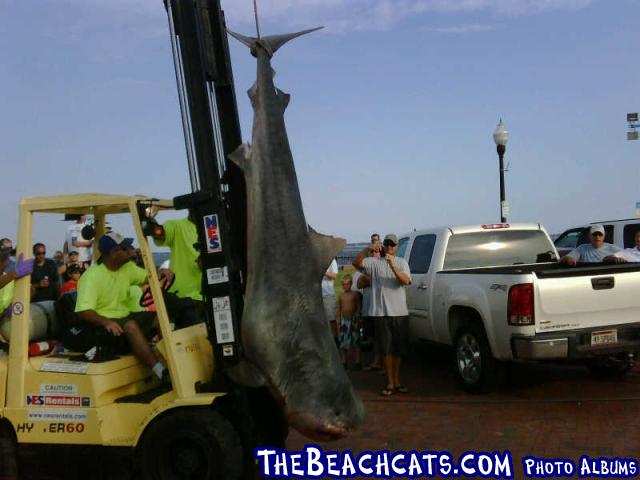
(0, 425), (18, 480)
(138, 408), (243, 480)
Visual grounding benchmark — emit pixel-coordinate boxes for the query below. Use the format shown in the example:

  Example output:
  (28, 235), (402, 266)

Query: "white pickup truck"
(398, 223), (640, 392)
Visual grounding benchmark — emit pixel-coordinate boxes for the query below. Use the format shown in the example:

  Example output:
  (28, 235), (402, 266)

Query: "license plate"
(591, 329), (618, 346)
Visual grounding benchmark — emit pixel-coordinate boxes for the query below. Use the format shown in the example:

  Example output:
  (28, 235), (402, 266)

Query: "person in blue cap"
(75, 232), (170, 382)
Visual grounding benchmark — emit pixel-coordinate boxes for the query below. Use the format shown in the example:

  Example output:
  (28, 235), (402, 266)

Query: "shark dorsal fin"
(228, 27), (324, 57)
(308, 226), (346, 279)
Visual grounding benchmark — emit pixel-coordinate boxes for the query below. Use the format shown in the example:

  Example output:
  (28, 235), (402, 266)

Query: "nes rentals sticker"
(206, 266), (229, 285)
(27, 395), (90, 407)
(40, 359), (90, 375)
(212, 296), (234, 344)
(28, 409), (88, 422)
(203, 214), (223, 254)
(40, 384), (78, 395)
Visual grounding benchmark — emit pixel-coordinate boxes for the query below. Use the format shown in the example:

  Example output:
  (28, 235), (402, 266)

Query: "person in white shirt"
(609, 231), (640, 263)
(64, 216), (94, 266)
(322, 258), (339, 336)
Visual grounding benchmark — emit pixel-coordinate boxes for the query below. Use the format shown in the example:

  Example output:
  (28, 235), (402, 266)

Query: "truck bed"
(438, 262), (640, 277)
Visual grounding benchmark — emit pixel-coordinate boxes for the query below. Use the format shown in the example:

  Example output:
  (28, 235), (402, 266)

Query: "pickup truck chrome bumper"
(512, 338), (568, 359)
(512, 323), (640, 360)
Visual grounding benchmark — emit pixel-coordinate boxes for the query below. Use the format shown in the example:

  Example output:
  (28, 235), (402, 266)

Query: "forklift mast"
(163, 0), (246, 367)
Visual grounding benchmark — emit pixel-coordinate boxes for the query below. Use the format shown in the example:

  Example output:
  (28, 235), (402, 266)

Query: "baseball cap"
(590, 225), (605, 236)
(383, 233), (399, 245)
(98, 232), (134, 256)
(69, 250), (79, 256)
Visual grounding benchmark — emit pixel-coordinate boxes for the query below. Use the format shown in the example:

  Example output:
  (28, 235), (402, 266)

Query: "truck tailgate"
(535, 269), (640, 333)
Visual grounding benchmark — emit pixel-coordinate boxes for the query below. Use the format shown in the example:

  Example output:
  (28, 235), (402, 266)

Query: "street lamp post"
(493, 119), (509, 223)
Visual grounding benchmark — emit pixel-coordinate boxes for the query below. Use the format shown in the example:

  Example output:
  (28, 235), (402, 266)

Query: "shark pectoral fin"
(276, 88), (290, 112)
(229, 144), (251, 171)
(308, 227), (346, 278)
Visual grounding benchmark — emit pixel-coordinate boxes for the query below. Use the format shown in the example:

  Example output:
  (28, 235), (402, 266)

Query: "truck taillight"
(508, 283), (534, 326)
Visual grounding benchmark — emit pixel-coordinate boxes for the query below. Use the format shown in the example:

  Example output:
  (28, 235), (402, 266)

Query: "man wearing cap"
(75, 232), (169, 382)
(560, 225), (621, 266)
(353, 233), (411, 396)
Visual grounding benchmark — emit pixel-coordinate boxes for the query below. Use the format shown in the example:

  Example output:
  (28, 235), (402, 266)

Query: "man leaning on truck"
(560, 224), (621, 266)
(353, 233), (411, 396)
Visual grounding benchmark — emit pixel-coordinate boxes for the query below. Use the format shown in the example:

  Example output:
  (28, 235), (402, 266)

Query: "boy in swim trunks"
(336, 274), (362, 370)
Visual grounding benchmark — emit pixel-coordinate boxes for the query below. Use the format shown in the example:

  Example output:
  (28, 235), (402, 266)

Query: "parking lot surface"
(287, 345), (640, 478)
(19, 345), (640, 478)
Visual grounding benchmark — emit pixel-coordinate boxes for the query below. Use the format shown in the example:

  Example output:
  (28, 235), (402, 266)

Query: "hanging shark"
(228, 27), (365, 441)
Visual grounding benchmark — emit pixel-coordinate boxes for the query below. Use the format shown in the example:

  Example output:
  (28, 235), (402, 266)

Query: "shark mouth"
(286, 411), (351, 442)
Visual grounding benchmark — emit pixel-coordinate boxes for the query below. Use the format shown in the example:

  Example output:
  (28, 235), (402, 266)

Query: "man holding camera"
(64, 215), (94, 267)
(353, 233), (411, 396)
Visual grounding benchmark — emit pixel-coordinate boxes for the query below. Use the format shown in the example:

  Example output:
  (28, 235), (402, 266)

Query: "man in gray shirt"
(353, 233), (411, 396)
(560, 224), (620, 266)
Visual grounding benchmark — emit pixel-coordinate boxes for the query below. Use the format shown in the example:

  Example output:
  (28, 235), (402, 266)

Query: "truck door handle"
(418, 283), (428, 290)
(591, 277), (614, 290)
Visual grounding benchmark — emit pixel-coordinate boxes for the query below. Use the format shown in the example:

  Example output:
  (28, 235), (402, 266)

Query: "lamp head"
(493, 119), (509, 146)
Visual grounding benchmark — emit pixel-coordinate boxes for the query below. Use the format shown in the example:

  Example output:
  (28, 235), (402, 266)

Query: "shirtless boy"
(336, 274), (362, 370)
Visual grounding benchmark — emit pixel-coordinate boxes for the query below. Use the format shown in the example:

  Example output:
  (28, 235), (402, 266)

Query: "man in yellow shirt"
(75, 233), (169, 381)
(152, 212), (201, 301)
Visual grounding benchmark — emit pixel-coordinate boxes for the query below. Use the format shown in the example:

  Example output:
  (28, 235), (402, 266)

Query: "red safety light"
(482, 224), (510, 229)
(508, 283), (534, 326)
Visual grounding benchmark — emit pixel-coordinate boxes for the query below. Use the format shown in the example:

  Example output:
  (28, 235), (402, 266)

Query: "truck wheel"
(455, 323), (505, 393)
(587, 354), (633, 378)
(138, 408), (243, 480)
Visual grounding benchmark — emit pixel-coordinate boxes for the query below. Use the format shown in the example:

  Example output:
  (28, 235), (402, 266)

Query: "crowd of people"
(0, 212), (204, 386)
(323, 232), (412, 397)
(5, 217), (637, 396)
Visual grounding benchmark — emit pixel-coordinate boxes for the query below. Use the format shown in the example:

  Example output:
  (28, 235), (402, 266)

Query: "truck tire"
(587, 354), (633, 378)
(138, 408), (243, 480)
(454, 323), (505, 393)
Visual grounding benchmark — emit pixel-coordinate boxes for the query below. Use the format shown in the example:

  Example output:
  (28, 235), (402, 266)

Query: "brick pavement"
(286, 346), (640, 478)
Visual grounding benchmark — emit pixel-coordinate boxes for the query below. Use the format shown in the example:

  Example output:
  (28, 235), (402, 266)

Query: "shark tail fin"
(228, 27), (323, 56)
(308, 226), (346, 280)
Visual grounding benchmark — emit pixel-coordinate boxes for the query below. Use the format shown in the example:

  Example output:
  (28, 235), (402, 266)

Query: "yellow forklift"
(0, 194), (246, 478)
(0, 1), (279, 478)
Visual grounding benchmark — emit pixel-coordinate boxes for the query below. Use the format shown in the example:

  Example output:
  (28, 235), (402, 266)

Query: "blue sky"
(1, 0), (639, 251)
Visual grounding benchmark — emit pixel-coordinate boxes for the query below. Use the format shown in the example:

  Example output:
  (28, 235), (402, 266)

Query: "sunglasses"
(383, 241), (396, 247)
(35, 251), (46, 255)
